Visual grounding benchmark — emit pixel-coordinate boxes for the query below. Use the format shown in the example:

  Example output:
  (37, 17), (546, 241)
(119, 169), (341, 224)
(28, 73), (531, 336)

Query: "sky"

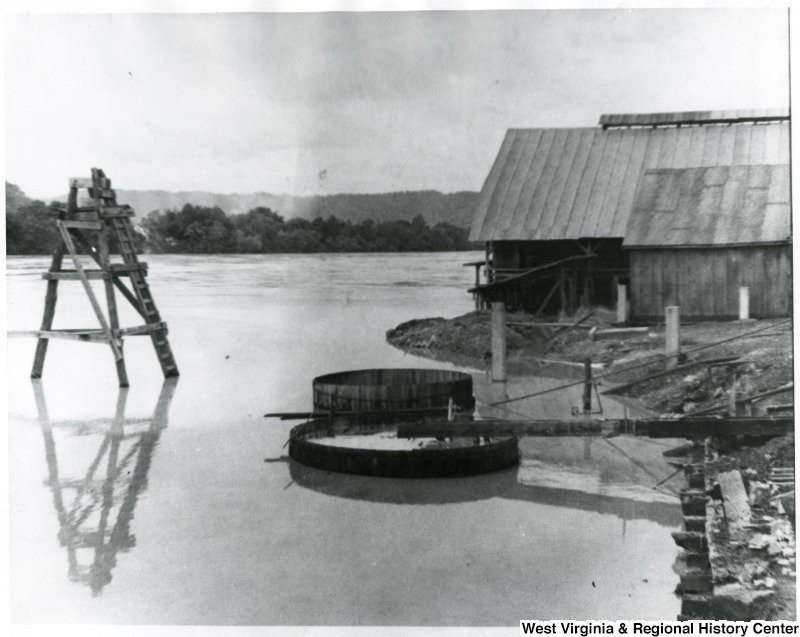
(4, 8), (790, 199)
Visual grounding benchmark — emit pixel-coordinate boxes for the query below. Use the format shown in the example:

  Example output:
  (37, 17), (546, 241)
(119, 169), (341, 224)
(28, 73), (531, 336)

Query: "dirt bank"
(387, 308), (792, 416)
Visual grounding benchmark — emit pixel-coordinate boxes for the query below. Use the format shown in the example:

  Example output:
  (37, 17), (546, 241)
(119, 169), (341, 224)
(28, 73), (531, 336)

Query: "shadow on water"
(32, 378), (178, 596)
(286, 457), (681, 528)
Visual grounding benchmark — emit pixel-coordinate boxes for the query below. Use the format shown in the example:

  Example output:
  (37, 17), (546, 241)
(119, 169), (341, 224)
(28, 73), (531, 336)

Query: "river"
(6, 252), (683, 626)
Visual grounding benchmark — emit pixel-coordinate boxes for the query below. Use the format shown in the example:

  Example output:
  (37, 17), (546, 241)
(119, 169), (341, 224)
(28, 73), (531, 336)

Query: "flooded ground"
(7, 252), (682, 625)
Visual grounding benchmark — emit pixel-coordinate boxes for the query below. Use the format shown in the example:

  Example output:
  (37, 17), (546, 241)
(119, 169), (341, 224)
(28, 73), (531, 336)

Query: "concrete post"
(739, 287), (750, 321)
(491, 302), (507, 382)
(665, 306), (680, 370)
(616, 284), (628, 324)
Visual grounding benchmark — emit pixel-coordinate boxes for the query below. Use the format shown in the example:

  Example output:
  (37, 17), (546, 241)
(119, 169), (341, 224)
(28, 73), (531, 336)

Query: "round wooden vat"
(312, 368), (474, 413)
(288, 422), (519, 479)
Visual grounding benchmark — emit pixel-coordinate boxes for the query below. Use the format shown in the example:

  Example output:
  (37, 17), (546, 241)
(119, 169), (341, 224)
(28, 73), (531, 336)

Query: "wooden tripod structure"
(28, 168), (178, 386)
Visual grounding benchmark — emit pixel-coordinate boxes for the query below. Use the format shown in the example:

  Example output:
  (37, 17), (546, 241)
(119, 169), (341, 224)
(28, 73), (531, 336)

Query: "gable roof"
(469, 112), (789, 242)
(623, 164), (790, 248)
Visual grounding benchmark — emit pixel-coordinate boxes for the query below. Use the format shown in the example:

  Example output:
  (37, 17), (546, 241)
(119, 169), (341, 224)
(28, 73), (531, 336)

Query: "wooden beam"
(61, 220), (103, 231)
(468, 254), (596, 294)
(10, 329), (110, 343)
(395, 416), (793, 440)
(116, 322), (168, 337)
(42, 270), (110, 280)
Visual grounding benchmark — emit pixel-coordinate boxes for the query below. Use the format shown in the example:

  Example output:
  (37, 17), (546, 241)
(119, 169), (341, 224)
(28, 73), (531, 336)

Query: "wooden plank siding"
(630, 245), (792, 320)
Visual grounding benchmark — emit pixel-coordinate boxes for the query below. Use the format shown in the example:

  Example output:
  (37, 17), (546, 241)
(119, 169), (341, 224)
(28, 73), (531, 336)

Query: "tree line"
(6, 183), (477, 255)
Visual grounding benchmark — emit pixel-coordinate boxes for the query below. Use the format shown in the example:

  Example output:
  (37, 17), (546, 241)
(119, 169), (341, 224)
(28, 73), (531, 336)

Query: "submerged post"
(491, 302), (507, 382)
(583, 357), (592, 413)
(739, 287), (750, 321)
(616, 284), (628, 324)
(665, 306), (680, 370)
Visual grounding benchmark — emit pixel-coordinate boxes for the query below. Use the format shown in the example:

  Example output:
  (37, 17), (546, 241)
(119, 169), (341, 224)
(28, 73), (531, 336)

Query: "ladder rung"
(88, 187), (116, 199)
(109, 262), (148, 275)
(42, 270), (110, 281)
(60, 220), (103, 231)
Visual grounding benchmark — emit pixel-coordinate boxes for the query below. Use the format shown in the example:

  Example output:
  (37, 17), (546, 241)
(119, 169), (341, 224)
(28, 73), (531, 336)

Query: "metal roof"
(469, 118), (790, 242)
(599, 108), (789, 128)
(623, 164), (790, 247)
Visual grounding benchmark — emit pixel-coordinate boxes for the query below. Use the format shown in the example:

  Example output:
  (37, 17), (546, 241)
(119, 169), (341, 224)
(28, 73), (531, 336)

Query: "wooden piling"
(665, 306), (680, 370)
(738, 286), (750, 321)
(616, 284), (628, 324)
(491, 302), (507, 382)
(583, 357), (592, 413)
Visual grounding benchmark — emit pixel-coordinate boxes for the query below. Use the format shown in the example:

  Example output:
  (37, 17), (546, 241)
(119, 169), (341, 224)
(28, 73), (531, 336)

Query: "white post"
(665, 306), (680, 370)
(739, 287), (750, 321)
(491, 302), (507, 382)
(616, 284), (628, 324)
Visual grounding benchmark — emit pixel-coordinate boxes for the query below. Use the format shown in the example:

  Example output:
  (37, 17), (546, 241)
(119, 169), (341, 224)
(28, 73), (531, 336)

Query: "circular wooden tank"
(312, 368), (474, 413)
(288, 421), (519, 479)
(288, 368), (519, 478)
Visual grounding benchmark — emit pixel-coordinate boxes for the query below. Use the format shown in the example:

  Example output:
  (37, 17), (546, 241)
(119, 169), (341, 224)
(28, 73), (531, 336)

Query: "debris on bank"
(703, 435), (796, 620)
(386, 308), (792, 416)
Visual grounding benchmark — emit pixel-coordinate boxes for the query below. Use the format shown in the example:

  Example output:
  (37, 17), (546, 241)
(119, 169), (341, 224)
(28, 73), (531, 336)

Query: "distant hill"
(107, 189), (478, 228)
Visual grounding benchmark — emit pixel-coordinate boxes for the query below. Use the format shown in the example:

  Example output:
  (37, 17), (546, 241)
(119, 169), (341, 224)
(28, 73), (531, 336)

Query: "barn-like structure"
(468, 109), (791, 321)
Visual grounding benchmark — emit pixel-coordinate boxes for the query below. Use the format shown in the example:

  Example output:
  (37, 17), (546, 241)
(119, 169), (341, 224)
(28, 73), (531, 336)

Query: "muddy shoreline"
(387, 308), (795, 619)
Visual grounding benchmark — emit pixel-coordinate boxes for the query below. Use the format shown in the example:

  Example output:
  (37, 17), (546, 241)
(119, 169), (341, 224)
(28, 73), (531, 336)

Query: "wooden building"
(468, 109), (790, 318)
(624, 164), (791, 320)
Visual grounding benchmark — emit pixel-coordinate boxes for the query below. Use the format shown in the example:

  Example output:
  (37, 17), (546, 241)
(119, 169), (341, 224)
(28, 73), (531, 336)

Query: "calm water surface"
(6, 252), (683, 625)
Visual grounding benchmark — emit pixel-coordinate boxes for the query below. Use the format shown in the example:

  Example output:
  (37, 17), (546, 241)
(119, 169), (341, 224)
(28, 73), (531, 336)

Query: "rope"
(490, 317), (791, 407)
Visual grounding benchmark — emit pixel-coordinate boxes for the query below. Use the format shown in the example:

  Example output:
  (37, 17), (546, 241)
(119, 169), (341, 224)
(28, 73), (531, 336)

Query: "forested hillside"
(110, 189), (478, 227)
(7, 183), (478, 254)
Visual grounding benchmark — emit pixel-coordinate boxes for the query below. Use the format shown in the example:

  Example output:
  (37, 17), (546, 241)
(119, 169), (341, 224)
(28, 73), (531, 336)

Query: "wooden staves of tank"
(287, 368), (519, 478)
(311, 368), (475, 415)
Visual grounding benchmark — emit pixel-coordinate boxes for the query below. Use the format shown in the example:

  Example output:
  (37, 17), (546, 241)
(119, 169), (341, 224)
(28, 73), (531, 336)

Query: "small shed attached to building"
(624, 164), (791, 321)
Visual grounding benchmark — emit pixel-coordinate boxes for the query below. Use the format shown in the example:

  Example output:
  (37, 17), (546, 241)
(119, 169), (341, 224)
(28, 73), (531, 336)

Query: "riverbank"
(386, 308), (792, 415)
(387, 307), (795, 620)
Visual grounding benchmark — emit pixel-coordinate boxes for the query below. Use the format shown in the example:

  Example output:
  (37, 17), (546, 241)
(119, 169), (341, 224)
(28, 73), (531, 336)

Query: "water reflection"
(287, 459), (682, 528)
(33, 379), (178, 596)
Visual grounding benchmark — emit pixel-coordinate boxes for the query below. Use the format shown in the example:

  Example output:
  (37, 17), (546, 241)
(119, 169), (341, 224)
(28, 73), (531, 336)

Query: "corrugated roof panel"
(551, 129), (597, 237)
(564, 129), (610, 237)
(491, 130), (534, 241)
(501, 129), (547, 239)
(589, 130), (631, 236)
(530, 129), (573, 239)
(496, 130), (542, 240)
(624, 164), (789, 247)
(607, 129), (652, 236)
(539, 129), (586, 238)
(580, 130), (625, 236)
(762, 203), (791, 242)
(469, 129), (516, 241)
(519, 129), (564, 238)
(516, 129), (565, 237)
(489, 130), (529, 239)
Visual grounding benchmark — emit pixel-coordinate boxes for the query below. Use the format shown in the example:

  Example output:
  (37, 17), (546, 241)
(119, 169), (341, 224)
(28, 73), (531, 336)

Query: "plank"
(717, 470), (752, 532)
(61, 220), (103, 231)
(42, 270), (110, 280)
(87, 187), (116, 199)
(395, 416), (793, 439)
(10, 329), (110, 343)
(117, 322), (168, 336)
(468, 254), (595, 294)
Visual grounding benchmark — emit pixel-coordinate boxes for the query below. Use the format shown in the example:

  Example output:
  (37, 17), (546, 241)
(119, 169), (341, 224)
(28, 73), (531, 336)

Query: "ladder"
(28, 168), (179, 386)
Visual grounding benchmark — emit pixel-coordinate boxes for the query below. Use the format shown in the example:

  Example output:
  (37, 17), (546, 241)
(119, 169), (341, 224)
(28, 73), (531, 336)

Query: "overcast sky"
(5, 8), (789, 199)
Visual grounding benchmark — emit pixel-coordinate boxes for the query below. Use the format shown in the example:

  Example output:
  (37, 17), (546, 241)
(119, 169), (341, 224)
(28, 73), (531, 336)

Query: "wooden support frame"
(27, 168), (179, 386)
